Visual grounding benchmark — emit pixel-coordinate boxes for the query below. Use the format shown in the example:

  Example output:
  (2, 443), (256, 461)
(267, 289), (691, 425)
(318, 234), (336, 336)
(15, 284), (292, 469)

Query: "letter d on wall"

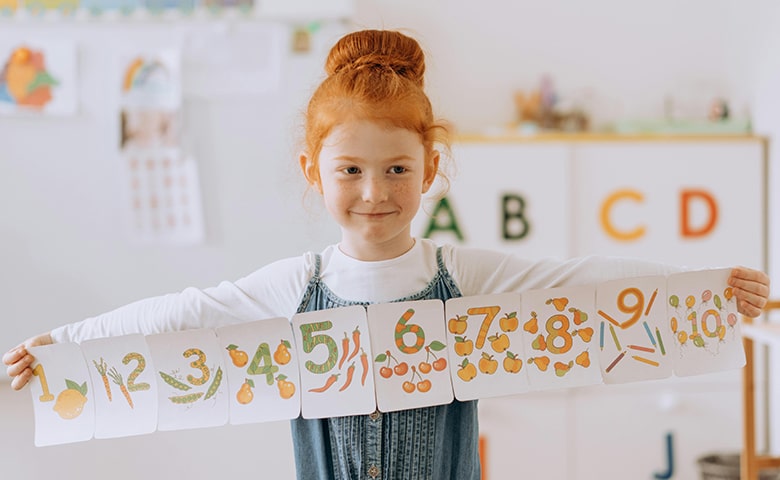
(680, 189), (718, 238)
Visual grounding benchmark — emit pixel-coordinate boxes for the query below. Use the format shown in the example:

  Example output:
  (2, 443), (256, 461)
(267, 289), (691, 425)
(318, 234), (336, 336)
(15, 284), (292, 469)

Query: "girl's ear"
(422, 150), (440, 193)
(299, 153), (322, 194)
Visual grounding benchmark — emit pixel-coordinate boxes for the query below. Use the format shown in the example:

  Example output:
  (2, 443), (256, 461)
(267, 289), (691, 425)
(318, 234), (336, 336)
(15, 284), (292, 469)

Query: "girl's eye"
(345, 166), (360, 175)
(390, 166), (407, 174)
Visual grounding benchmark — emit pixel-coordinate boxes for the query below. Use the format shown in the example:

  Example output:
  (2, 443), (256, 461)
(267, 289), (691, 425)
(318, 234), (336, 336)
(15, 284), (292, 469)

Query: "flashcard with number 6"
(368, 300), (453, 412)
(292, 306), (376, 419)
(80, 334), (158, 438)
(216, 318), (301, 425)
(28, 343), (95, 447)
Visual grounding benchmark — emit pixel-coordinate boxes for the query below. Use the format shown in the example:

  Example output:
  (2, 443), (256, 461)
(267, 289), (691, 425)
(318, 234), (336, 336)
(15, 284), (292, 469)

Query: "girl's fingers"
(2, 345), (26, 366)
(5, 353), (34, 379)
(10, 367), (33, 391)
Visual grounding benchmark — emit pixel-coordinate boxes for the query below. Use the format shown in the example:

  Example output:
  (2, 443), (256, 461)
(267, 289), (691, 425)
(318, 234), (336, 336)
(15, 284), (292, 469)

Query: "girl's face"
(301, 119), (438, 261)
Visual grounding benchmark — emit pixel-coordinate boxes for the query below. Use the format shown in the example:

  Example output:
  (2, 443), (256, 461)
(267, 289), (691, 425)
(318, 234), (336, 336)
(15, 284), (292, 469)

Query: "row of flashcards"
(27, 269), (745, 446)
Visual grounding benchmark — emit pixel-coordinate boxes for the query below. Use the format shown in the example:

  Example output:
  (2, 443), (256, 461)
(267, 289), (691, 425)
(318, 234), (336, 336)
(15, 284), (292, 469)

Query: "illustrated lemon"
(53, 380), (88, 420)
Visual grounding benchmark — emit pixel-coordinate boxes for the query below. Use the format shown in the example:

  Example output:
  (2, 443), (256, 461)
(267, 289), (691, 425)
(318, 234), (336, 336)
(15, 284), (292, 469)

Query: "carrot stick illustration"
(107, 367), (134, 409)
(92, 358), (112, 402)
(347, 326), (361, 362)
(360, 349), (369, 386)
(339, 363), (356, 392)
(338, 332), (350, 370)
(308, 373), (340, 393)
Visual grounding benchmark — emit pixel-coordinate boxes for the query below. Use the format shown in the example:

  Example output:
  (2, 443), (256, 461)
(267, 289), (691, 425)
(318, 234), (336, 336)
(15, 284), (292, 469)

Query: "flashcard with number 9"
(292, 306), (376, 419)
(368, 300), (453, 412)
(216, 318), (301, 425)
(27, 342), (95, 446)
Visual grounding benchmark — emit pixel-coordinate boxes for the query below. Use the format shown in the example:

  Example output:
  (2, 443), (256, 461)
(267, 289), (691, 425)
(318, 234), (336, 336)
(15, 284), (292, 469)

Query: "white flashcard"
(216, 318), (301, 425)
(80, 335), (158, 438)
(27, 343), (95, 447)
(146, 329), (229, 431)
(368, 300), (453, 412)
(444, 293), (530, 401)
(519, 285), (602, 391)
(596, 276), (672, 384)
(666, 269), (745, 376)
(292, 306), (376, 419)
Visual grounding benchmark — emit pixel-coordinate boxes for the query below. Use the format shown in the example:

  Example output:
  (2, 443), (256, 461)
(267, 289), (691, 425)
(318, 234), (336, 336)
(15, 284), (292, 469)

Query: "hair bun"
(325, 30), (426, 87)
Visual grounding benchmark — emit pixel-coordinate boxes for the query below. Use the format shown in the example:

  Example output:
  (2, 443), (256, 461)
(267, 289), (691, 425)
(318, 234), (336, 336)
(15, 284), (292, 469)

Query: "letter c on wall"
(600, 189), (646, 242)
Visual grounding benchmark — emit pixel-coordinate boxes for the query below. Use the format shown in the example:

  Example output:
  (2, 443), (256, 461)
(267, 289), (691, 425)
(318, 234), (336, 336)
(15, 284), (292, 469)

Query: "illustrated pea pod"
(169, 392), (204, 404)
(159, 371), (191, 391)
(203, 367), (223, 401)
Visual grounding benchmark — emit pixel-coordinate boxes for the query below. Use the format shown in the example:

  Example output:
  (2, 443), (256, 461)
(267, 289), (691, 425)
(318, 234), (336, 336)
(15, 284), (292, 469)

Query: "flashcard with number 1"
(27, 343), (95, 446)
(292, 306), (376, 419)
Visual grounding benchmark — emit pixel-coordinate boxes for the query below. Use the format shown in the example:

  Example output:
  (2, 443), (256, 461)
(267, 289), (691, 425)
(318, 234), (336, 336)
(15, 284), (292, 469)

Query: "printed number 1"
(32, 364), (55, 402)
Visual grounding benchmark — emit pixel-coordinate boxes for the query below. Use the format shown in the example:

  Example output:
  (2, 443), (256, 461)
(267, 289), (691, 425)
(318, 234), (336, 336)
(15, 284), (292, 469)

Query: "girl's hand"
(3, 332), (53, 391)
(729, 267), (771, 318)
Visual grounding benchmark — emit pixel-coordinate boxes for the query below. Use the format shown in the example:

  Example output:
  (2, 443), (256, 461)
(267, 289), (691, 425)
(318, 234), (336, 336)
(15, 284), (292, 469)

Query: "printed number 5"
(300, 321), (338, 374)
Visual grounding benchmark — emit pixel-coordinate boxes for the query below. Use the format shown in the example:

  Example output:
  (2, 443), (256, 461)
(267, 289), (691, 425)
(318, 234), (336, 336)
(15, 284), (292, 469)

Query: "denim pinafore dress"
(290, 247), (481, 480)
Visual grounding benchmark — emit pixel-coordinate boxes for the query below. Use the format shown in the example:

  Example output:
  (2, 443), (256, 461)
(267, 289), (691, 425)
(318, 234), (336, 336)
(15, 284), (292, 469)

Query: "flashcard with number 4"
(520, 285), (601, 391)
(368, 300), (453, 412)
(667, 269), (745, 376)
(146, 328), (228, 431)
(80, 334), (158, 438)
(216, 318), (301, 425)
(445, 293), (530, 401)
(28, 343), (95, 446)
(596, 276), (671, 384)
(292, 306), (376, 419)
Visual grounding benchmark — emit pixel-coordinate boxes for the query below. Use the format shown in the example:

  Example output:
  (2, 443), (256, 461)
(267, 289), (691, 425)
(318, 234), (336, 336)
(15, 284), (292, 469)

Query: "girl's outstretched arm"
(3, 332), (53, 391)
(729, 266), (771, 318)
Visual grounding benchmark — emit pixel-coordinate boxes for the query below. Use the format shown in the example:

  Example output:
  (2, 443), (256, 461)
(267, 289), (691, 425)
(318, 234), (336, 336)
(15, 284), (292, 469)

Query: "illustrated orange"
(53, 380), (88, 420)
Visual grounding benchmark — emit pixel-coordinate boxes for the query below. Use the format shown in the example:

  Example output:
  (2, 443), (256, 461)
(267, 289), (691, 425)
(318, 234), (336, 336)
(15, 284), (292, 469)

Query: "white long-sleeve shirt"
(51, 239), (682, 344)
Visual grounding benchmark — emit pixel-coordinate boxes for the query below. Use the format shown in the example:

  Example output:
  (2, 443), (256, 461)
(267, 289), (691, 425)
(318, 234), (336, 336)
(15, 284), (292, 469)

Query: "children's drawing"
(666, 269), (745, 376)
(596, 276), (672, 384)
(292, 306), (376, 419)
(80, 335), (158, 439)
(0, 41), (77, 116)
(146, 329), (228, 431)
(368, 300), (453, 412)
(217, 318), (301, 425)
(120, 51), (181, 109)
(520, 285), (602, 391)
(445, 293), (531, 401)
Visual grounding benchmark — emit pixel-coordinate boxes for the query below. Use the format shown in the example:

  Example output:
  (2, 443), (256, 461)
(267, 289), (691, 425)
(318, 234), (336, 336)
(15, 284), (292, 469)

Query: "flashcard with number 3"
(293, 306), (376, 419)
(28, 343), (95, 447)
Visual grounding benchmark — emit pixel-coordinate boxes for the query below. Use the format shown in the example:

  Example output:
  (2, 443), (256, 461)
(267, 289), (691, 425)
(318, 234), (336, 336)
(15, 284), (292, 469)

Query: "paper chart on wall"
(0, 39), (78, 116)
(80, 334), (158, 439)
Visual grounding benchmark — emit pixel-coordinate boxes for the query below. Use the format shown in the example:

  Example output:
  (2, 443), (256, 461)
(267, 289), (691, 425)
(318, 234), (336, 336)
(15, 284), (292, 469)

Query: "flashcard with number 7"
(368, 300), (453, 412)
(80, 334), (158, 438)
(216, 318), (301, 425)
(445, 293), (530, 401)
(596, 276), (671, 384)
(292, 306), (376, 419)
(27, 343), (95, 446)
(146, 328), (228, 431)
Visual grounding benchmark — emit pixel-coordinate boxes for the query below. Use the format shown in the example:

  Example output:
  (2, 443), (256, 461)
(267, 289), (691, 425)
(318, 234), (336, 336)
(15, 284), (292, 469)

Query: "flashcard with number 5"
(368, 300), (453, 412)
(216, 318), (301, 425)
(28, 343), (95, 447)
(292, 306), (376, 419)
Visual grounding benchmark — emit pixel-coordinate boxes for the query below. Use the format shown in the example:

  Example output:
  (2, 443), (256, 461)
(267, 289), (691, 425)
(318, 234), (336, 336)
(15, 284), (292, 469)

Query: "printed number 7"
(300, 321), (338, 375)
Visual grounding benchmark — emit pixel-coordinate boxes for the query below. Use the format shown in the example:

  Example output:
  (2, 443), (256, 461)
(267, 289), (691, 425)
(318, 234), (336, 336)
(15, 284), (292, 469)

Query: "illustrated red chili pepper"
(338, 332), (350, 370)
(308, 373), (340, 393)
(360, 349), (369, 386)
(339, 363), (355, 392)
(347, 326), (361, 362)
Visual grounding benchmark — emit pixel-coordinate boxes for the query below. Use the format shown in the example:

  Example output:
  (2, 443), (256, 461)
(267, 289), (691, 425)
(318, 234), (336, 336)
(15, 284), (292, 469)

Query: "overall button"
(368, 410), (381, 421)
(367, 465), (379, 478)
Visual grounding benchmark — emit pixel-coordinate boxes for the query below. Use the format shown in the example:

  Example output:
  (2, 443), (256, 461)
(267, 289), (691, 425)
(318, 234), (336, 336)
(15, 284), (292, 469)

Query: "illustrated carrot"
(347, 327), (361, 362)
(93, 358), (112, 402)
(107, 367), (133, 409)
(309, 373), (340, 393)
(360, 349), (369, 386)
(338, 332), (350, 370)
(339, 363), (356, 392)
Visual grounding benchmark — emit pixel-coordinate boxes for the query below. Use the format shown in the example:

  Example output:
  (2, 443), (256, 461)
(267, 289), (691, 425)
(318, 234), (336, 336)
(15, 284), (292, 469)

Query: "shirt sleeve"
(50, 255), (313, 344)
(445, 246), (687, 296)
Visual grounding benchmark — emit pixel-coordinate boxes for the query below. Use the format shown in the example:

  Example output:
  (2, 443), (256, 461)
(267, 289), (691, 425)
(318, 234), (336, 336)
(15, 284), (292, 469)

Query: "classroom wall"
(1, 1), (778, 479)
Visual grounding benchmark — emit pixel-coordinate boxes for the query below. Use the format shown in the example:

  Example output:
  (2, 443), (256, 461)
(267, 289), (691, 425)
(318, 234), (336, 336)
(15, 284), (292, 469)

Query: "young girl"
(3, 30), (771, 480)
